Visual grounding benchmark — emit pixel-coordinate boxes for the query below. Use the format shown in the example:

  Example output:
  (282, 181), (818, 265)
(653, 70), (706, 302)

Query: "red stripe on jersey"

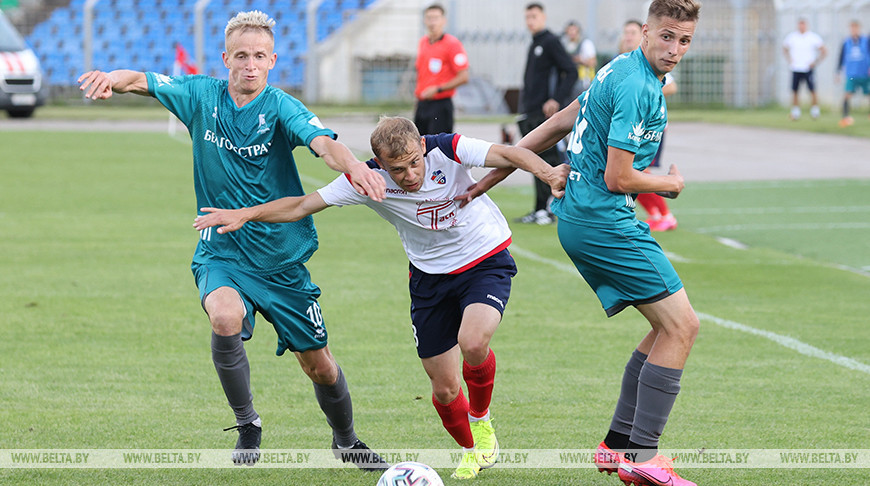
(452, 134), (461, 164)
(344, 173), (353, 184)
(448, 237), (511, 274)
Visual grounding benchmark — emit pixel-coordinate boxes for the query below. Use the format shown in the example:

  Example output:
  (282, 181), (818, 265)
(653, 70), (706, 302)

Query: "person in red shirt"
(414, 4), (469, 135)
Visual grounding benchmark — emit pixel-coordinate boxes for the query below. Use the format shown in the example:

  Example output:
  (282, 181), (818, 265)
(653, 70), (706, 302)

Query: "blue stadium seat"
(26, 0), (377, 88)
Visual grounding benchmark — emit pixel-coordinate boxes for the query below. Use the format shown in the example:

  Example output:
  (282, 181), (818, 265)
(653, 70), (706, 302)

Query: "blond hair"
(648, 0), (701, 23)
(370, 117), (421, 160)
(225, 10), (276, 42)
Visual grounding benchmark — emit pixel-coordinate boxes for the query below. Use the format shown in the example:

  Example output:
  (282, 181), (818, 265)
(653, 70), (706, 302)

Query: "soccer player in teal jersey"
(461, 1), (701, 484)
(77, 10), (388, 469)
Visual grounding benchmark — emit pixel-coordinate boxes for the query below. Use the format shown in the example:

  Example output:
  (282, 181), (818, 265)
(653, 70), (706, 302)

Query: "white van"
(0, 9), (46, 118)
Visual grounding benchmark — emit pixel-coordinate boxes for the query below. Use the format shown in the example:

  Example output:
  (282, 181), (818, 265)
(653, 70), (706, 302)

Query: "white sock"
(469, 410), (491, 423)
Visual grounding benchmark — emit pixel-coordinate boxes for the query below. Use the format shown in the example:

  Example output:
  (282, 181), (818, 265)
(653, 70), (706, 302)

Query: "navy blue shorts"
(408, 249), (517, 359)
(792, 70), (815, 92)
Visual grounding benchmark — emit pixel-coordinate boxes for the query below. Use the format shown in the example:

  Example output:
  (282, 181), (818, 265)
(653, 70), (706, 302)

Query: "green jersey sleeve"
(274, 93), (336, 155)
(145, 72), (204, 126)
(607, 75), (647, 154)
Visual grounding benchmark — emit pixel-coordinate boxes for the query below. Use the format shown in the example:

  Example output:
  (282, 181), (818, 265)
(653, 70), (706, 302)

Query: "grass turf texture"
(0, 130), (868, 484)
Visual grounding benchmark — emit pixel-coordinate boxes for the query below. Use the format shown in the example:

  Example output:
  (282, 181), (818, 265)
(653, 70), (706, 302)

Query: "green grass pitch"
(0, 130), (868, 485)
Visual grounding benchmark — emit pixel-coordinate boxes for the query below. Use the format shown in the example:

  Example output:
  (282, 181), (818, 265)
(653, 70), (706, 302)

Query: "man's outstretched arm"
(193, 192), (331, 235)
(78, 70), (149, 99)
(483, 144), (568, 199)
(456, 99), (579, 207)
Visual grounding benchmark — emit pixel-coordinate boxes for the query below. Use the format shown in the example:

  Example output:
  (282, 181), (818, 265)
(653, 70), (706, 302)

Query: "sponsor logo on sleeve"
(308, 116), (325, 129)
(627, 120), (662, 143)
(153, 73), (173, 87)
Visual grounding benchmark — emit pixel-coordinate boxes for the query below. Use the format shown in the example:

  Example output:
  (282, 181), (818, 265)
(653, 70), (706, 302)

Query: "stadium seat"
(25, 0), (377, 88)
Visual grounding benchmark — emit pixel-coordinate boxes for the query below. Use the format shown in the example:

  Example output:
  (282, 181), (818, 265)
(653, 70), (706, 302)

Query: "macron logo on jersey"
(308, 116), (324, 129)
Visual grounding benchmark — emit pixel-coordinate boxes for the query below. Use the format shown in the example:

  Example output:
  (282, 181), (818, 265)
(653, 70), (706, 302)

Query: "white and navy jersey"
(317, 134), (511, 274)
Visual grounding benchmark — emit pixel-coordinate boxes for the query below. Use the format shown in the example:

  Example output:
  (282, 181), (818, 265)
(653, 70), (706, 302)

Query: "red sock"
(432, 389), (474, 448)
(636, 193), (661, 218)
(463, 349), (496, 419)
(650, 193), (670, 216)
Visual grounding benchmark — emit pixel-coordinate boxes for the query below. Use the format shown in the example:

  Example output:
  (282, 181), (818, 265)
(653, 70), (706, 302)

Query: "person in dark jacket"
(516, 2), (578, 225)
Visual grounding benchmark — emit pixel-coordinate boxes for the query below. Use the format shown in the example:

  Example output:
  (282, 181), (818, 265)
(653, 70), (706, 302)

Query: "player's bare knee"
(431, 381), (461, 404)
(304, 360), (337, 385)
(667, 313), (699, 347)
(209, 310), (244, 336)
(459, 341), (489, 365)
(683, 313), (700, 344)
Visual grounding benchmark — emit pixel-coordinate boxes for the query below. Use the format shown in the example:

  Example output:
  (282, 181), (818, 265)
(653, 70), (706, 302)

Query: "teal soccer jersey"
(146, 73), (336, 274)
(552, 48), (667, 227)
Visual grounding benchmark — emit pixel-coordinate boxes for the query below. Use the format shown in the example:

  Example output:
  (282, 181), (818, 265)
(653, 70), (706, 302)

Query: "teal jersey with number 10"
(146, 73), (336, 274)
(552, 48), (667, 228)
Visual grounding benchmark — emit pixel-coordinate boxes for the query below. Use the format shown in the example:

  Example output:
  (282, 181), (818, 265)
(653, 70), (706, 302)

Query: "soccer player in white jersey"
(194, 116), (568, 480)
(76, 10), (389, 469)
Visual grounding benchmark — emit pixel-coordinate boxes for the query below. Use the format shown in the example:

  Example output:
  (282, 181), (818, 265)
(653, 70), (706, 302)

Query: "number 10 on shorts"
(306, 302), (325, 338)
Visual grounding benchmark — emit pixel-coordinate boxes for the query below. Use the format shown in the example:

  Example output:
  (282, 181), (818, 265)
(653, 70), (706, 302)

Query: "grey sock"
(609, 349), (648, 436)
(629, 362), (683, 447)
(211, 332), (258, 425)
(313, 365), (357, 448)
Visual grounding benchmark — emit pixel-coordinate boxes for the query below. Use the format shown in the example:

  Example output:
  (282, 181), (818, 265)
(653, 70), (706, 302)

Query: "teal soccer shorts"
(845, 77), (870, 94)
(193, 262), (328, 355)
(557, 218), (683, 317)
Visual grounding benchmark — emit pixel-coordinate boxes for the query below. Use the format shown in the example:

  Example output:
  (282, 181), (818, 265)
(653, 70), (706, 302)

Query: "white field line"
(663, 251), (690, 262)
(695, 180), (870, 190)
(696, 313), (870, 375)
(677, 206), (870, 215)
(509, 244), (870, 376)
(696, 222), (870, 233)
(715, 237), (749, 250)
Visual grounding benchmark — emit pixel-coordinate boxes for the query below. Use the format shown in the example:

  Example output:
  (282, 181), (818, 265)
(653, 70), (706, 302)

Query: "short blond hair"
(648, 0), (701, 23)
(225, 10), (276, 42)
(370, 117), (421, 160)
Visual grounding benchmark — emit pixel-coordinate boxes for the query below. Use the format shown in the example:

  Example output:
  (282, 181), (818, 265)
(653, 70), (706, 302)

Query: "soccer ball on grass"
(376, 461), (444, 486)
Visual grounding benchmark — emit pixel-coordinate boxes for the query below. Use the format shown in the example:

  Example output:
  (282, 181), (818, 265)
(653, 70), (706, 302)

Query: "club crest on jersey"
(257, 114), (270, 134)
(416, 200), (457, 230)
(430, 169), (447, 185)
